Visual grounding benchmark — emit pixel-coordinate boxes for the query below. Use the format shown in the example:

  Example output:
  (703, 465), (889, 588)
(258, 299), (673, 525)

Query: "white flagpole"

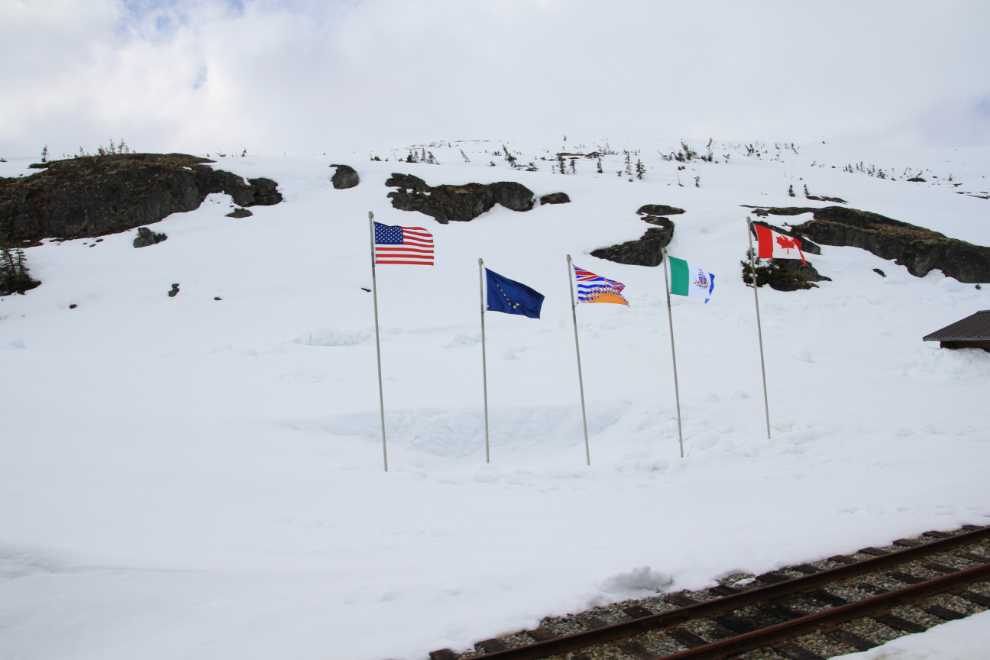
(369, 212), (388, 471)
(478, 258), (490, 463)
(661, 247), (685, 458)
(747, 217), (772, 439)
(566, 255), (591, 466)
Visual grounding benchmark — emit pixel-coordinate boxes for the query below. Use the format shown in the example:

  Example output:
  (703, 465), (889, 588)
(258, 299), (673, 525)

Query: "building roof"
(923, 310), (990, 341)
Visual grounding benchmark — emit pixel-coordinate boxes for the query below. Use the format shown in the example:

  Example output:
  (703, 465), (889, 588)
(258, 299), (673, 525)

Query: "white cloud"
(1, 0), (989, 157)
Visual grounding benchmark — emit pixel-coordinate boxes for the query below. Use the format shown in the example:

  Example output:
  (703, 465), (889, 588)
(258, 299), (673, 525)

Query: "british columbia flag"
(573, 265), (629, 305)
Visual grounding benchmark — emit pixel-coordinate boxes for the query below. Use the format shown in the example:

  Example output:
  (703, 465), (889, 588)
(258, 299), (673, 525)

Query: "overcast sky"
(2, 0), (989, 158)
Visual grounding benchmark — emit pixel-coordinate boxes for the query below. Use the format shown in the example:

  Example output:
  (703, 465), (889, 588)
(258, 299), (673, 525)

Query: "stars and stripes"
(374, 222), (434, 265)
(574, 265), (629, 305)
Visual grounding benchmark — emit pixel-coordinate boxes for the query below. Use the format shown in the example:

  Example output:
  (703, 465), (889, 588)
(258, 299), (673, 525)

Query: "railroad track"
(426, 525), (990, 660)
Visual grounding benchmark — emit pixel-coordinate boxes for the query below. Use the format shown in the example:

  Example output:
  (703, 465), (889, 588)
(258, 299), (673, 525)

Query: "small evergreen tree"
(804, 184), (809, 197)
(569, 157), (576, 174)
(624, 151), (632, 175)
(635, 159), (646, 180)
(40, 145), (49, 162)
(557, 153), (566, 174)
(597, 158), (603, 174)
(788, 185), (795, 197)
(503, 144), (517, 168)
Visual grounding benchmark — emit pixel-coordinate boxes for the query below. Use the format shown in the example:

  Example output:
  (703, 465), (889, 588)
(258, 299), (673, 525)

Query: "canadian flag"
(754, 224), (806, 265)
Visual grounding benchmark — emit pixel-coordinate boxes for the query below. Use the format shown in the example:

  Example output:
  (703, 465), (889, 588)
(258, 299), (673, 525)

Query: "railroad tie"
(925, 605), (967, 621)
(825, 630), (879, 652)
(874, 614), (928, 634)
(887, 571), (926, 585)
(709, 584), (740, 596)
(622, 605), (655, 619)
(429, 650), (457, 660)
(858, 547), (890, 557)
(893, 538), (924, 548)
(665, 593), (701, 608)
(576, 616), (607, 630)
(756, 571), (789, 584)
(961, 591), (990, 607)
(476, 638), (508, 653)
(959, 552), (989, 563)
(827, 555), (857, 565)
(713, 615), (760, 635)
(757, 602), (805, 622)
(922, 562), (958, 575)
(806, 590), (849, 607)
(616, 640), (655, 660)
(524, 628), (558, 642)
(792, 563), (820, 575)
(922, 531), (955, 539)
(668, 627), (709, 649)
(775, 642), (826, 660)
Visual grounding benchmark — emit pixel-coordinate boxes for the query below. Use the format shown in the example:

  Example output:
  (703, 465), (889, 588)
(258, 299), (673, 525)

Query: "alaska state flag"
(486, 269), (544, 318)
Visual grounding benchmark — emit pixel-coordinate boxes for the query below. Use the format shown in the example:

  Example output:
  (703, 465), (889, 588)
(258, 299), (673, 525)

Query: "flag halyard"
(374, 222), (434, 265)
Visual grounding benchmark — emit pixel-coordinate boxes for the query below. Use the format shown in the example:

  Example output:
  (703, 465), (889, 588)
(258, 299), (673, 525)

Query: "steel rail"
(659, 559), (990, 660)
(454, 526), (989, 660)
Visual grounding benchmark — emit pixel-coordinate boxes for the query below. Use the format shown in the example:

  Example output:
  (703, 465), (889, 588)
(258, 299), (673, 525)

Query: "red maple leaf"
(776, 235), (800, 251)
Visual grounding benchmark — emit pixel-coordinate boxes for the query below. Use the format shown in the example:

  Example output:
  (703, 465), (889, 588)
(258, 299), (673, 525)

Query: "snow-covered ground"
(1, 140), (989, 659)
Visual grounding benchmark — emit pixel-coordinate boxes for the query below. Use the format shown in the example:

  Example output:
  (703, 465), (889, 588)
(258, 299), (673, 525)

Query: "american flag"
(374, 222), (434, 265)
(574, 265), (628, 305)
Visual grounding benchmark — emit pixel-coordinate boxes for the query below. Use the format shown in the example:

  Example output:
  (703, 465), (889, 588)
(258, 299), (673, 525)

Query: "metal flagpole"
(478, 258), (490, 463)
(747, 217), (772, 439)
(566, 255), (591, 466)
(661, 247), (685, 458)
(368, 212), (388, 471)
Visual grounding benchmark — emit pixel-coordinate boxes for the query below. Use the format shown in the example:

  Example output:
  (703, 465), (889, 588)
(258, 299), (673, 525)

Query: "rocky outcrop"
(746, 205), (990, 283)
(385, 174), (535, 223)
(133, 226), (167, 248)
(0, 153), (283, 244)
(331, 164), (359, 189)
(637, 204), (685, 216)
(540, 192), (570, 205)
(742, 258), (831, 291)
(226, 207), (253, 218)
(489, 182), (535, 211)
(591, 226), (674, 267)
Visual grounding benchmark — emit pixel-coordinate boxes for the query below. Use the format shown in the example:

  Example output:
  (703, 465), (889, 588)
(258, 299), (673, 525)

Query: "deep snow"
(1, 140), (989, 659)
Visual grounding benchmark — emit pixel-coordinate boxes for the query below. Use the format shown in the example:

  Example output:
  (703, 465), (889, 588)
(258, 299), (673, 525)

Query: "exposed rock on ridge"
(590, 205), (680, 267)
(385, 173), (535, 223)
(747, 205), (990, 283)
(330, 164), (359, 189)
(0, 153), (283, 244)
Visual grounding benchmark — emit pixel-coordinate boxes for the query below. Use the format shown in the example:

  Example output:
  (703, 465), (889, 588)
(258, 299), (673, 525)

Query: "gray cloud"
(2, 0), (989, 158)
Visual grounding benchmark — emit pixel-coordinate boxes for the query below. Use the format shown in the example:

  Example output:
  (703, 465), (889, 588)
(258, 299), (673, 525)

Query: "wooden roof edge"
(923, 310), (990, 341)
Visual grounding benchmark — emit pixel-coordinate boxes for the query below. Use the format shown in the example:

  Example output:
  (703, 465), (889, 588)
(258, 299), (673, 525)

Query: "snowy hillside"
(1, 139), (989, 660)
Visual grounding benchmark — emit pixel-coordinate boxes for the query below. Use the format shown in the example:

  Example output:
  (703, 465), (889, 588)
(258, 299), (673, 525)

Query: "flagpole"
(661, 247), (685, 458)
(478, 258), (490, 463)
(566, 255), (591, 466)
(747, 217), (772, 439)
(369, 211), (388, 471)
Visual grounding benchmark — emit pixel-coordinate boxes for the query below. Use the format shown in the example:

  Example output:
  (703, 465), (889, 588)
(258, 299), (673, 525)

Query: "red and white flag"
(755, 225), (806, 264)
(374, 222), (434, 265)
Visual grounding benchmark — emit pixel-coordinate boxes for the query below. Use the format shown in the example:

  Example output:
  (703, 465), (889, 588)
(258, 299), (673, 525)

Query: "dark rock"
(540, 192), (570, 205)
(788, 206), (990, 283)
(637, 204), (685, 216)
(907, 177), (926, 183)
(874, 268), (886, 277)
(742, 258), (830, 291)
(226, 208), (253, 218)
(385, 174), (535, 224)
(168, 283), (179, 297)
(489, 182), (535, 211)
(330, 164), (360, 190)
(214, 296), (221, 300)
(591, 227), (673, 267)
(133, 226), (167, 248)
(0, 153), (283, 244)
(385, 173), (430, 193)
(640, 216), (675, 244)
(69, 304), (77, 309)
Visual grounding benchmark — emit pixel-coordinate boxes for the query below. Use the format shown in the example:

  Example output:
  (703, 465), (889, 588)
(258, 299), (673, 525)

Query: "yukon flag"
(669, 256), (715, 303)
(754, 224), (806, 264)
